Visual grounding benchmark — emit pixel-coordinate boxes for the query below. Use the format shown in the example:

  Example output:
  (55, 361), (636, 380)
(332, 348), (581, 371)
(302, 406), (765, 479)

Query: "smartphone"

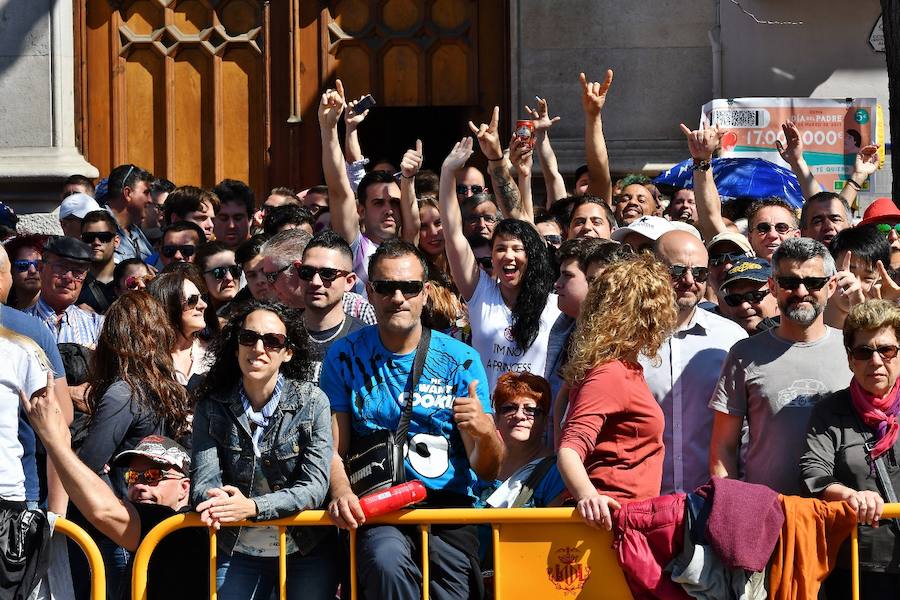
(351, 94), (376, 115)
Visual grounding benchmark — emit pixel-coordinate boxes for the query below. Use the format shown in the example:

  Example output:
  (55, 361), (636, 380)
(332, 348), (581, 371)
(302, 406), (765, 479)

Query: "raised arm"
(680, 123), (728, 241)
(525, 97), (567, 205)
(840, 144), (880, 210)
(319, 80), (360, 243)
(439, 137), (481, 300)
(775, 121), (822, 201)
(399, 139), (424, 244)
(469, 107), (525, 219)
(509, 135), (535, 223)
(344, 95), (369, 164)
(579, 71), (613, 202)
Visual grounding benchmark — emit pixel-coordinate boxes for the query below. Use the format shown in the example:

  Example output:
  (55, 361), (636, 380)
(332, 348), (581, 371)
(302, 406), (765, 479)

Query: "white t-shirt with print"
(468, 271), (561, 394)
(0, 337), (50, 501)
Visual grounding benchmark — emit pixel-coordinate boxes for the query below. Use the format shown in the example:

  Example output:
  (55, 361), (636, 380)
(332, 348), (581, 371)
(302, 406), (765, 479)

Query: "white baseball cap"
(610, 215), (674, 243)
(59, 193), (101, 220)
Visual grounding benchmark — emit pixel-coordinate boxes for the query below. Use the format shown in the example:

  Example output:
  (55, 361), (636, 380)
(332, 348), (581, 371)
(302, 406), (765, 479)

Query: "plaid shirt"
(24, 297), (104, 348)
(342, 291), (376, 325)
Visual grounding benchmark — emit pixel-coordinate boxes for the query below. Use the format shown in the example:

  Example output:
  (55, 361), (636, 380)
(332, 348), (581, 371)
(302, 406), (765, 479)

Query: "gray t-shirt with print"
(709, 326), (852, 495)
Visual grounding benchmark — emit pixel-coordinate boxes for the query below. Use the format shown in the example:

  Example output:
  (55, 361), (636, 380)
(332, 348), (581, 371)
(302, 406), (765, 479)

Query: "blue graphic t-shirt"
(321, 326), (491, 503)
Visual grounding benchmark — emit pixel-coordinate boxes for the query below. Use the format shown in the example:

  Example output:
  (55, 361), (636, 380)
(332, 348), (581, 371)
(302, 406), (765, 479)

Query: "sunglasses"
(12, 259), (41, 273)
(264, 263), (294, 284)
(81, 231), (115, 244)
(456, 184), (485, 196)
(668, 265), (709, 283)
(775, 276), (831, 291)
(182, 293), (209, 310)
(709, 252), (746, 267)
(369, 280), (424, 297)
(543, 234), (562, 245)
(238, 329), (289, 351)
(205, 264), (242, 281)
(876, 223), (900, 236)
(125, 274), (155, 290)
(124, 467), (184, 486)
(723, 290), (769, 307)
(754, 222), (794, 235)
(848, 344), (900, 361)
(161, 244), (196, 259)
(498, 404), (543, 418)
(476, 257), (493, 272)
(47, 261), (88, 281)
(297, 265), (350, 282)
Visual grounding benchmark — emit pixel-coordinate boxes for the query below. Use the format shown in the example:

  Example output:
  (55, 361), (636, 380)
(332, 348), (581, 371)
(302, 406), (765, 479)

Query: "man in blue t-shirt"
(321, 240), (501, 600)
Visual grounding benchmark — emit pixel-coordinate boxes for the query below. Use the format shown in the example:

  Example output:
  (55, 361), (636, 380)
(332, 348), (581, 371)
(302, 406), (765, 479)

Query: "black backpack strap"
(511, 456), (557, 508)
(395, 328), (431, 446)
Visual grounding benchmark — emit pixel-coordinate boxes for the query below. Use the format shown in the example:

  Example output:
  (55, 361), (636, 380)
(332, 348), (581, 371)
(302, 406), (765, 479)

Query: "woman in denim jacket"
(191, 300), (336, 599)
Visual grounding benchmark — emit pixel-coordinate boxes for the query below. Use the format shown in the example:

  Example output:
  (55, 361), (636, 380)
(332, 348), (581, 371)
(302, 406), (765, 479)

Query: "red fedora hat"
(858, 198), (900, 228)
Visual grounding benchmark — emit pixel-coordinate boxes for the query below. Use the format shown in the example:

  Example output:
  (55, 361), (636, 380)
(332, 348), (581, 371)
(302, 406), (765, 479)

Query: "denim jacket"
(190, 377), (333, 556)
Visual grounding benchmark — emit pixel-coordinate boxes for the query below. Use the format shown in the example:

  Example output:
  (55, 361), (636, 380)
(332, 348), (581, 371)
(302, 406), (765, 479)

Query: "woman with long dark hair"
(191, 300), (336, 599)
(148, 270), (210, 389)
(439, 137), (560, 391)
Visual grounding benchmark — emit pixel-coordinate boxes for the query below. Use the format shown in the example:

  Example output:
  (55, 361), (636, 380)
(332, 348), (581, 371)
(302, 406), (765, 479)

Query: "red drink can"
(359, 480), (428, 518)
(515, 120), (535, 148)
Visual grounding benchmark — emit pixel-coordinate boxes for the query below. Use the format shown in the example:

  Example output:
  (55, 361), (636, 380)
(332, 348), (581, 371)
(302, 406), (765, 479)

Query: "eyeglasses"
(237, 329), (289, 351)
(125, 274), (154, 291)
(124, 467), (184, 486)
(754, 222), (794, 235)
(264, 263), (294, 284)
(456, 184), (485, 196)
(369, 280), (425, 297)
(876, 223), (900, 236)
(498, 404), (543, 418)
(723, 290), (769, 307)
(775, 276), (831, 291)
(81, 231), (115, 244)
(543, 234), (562, 245)
(848, 344), (900, 361)
(204, 265), (242, 281)
(668, 265), (709, 283)
(182, 293), (208, 310)
(297, 265), (350, 282)
(464, 214), (499, 226)
(476, 257), (493, 272)
(709, 252), (746, 267)
(161, 244), (196, 259)
(47, 261), (88, 281)
(12, 259), (41, 273)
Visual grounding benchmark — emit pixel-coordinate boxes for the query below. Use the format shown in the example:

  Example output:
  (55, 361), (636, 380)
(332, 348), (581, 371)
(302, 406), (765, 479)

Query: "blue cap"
(721, 257), (771, 290)
(0, 202), (18, 229)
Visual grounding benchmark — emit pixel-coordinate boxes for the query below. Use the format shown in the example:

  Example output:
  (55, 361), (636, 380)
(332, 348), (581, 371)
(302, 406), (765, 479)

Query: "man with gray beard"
(709, 237), (852, 494)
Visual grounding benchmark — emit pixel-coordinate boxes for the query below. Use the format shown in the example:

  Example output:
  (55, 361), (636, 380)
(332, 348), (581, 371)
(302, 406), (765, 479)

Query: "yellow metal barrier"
(849, 502), (900, 600)
(54, 517), (106, 600)
(130, 508), (633, 600)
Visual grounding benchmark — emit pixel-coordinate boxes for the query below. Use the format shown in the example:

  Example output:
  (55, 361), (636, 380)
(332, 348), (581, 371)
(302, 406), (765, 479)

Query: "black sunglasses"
(370, 280), (424, 297)
(182, 293), (208, 310)
(668, 265), (709, 283)
(162, 244), (196, 259)
(709, 251), (746, 267)
(81, 231), (115, 244)
(498, 404), (543, 418)
(205, 264), (242, 280)
(848, 344), (900, 361)
(723, 290), (769, 307)
(543, 234), (562, 245)
(297, 265), (350, 282)
(264, 263), (293, 284)
(476, 257), (493, 271)
(456, 184), (484, 196)
(775, 276), (830, 291)
(754, 222), (794, 235)
(237, 329), (289, 351)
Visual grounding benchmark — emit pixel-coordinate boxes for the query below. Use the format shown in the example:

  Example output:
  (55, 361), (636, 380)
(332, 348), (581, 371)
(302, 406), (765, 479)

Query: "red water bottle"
(359, 481), (427, 518)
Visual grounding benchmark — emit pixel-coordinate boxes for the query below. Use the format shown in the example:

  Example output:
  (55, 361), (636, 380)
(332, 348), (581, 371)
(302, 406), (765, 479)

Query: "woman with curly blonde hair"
(557, 253), (677, 530)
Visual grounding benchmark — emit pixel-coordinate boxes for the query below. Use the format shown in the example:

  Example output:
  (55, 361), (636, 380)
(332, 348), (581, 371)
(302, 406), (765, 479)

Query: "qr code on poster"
(710, 109), (768, 128)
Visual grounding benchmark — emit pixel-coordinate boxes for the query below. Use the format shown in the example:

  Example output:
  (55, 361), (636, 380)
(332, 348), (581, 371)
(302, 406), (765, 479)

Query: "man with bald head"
(638, 230), (747, 494)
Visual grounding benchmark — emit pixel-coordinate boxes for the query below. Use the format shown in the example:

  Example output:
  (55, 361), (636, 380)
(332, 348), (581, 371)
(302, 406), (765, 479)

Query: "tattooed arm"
(469, 106), (525, 220)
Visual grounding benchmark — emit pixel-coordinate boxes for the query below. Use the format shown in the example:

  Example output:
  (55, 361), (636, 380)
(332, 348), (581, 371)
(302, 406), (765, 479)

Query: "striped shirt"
(240, 374), (285, 457)
(24, 297), (104, 348)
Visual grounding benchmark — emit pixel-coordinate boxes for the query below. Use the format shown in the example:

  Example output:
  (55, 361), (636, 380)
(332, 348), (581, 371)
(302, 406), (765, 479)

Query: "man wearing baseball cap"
(716, 256), (780, 335)
(705, 231), (753, 305)
(21, 378), (208, 600)
(610, 215), (675, 252)
(58, 193), (101, 239)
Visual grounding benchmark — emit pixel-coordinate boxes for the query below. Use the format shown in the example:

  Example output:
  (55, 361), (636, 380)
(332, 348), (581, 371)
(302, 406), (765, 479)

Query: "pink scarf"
(850, 377), (900, 460)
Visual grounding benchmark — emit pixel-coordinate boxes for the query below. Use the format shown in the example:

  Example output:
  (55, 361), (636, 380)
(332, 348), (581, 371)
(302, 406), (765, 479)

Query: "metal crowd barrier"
(54, 517), (107, 600)
(130, 508), (633, 600)
(849, 502), (900, 600)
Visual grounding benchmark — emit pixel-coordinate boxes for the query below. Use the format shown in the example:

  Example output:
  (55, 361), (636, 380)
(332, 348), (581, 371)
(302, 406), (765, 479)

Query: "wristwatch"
(692, 159), (711, 172)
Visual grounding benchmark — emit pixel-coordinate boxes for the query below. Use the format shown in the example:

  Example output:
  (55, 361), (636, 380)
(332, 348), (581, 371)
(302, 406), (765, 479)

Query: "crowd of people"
(0, 68), (898, 599)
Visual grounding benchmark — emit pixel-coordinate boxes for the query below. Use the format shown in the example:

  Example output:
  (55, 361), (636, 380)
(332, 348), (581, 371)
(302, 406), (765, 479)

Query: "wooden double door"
(77, 0), (509, 199)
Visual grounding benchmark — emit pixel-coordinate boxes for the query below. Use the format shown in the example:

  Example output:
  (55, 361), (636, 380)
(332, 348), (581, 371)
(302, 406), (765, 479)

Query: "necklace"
(304, 314), (346, 344)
